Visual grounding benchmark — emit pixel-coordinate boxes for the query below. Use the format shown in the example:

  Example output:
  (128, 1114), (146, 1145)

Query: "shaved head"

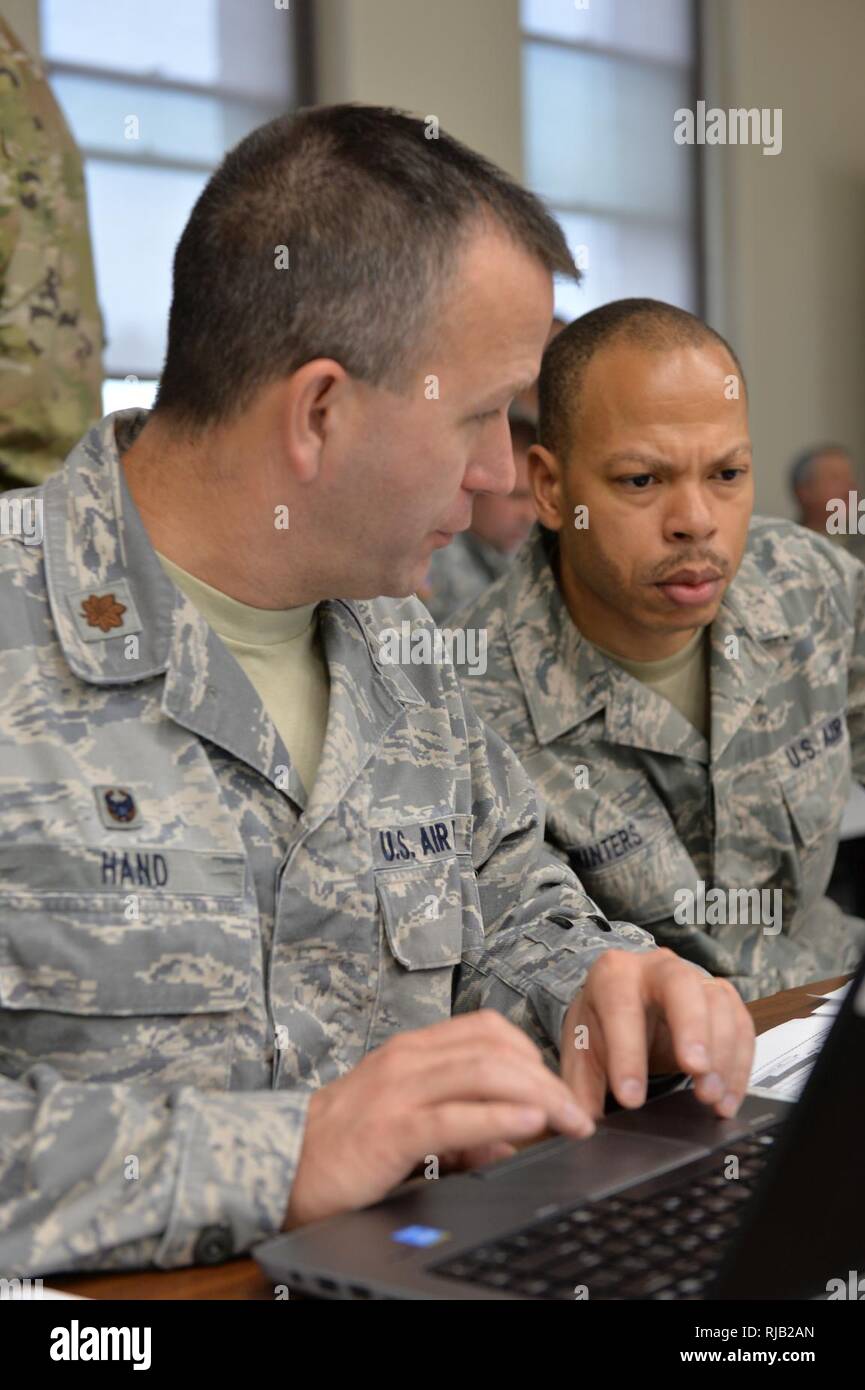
(538, 298), (746, 463)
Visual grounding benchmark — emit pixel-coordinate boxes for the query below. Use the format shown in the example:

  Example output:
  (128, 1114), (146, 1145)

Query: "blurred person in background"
(422, 411), (537, 621)
(0, 16), (104, 491)
(789, 442), (865, 559)
(422, 316), (566, 622)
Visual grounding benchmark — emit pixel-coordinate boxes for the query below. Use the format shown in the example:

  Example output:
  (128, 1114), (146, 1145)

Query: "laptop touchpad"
(473, 1127), (705, 1205)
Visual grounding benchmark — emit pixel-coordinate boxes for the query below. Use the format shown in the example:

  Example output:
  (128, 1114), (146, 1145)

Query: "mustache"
(646, 552), (730, 584)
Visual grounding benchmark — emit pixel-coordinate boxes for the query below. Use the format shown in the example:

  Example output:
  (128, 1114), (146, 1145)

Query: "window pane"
(523, 42), (695, 219)
(41, 0), (294, 99)
(521, 0), (693, 65)
(552, 210), (697, 319)
(102, 378), (159, 415)
(85, 161), (208, 377)
(53, 74), (277, 166)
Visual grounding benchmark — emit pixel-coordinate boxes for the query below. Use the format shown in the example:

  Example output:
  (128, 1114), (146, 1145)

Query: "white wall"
(702, 0), (865, 517)
(314, 0), (524, 182)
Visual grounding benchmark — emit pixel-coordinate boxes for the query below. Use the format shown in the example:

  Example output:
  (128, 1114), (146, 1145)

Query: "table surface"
(50, 972), (851, 1301)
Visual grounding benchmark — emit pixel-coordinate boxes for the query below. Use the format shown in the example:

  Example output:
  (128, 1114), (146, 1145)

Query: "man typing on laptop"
(0, 109), (753, 1275)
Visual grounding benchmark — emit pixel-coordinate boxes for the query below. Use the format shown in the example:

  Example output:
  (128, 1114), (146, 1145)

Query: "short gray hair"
(155, 104), (581, 433)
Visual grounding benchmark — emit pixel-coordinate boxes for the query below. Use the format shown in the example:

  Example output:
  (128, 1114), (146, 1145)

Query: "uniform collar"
(504, 524), (603, 746)
(42, 410), (427, 815)
(43, 409), (177, 684)
(505, 521), (791, 762)
(707, 533), (791, 764)
(715, 532), (790, 643)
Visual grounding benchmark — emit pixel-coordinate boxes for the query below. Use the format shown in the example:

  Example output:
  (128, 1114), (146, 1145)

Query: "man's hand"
(284, 1010), (595, 1230)
(560, 948), (755, 1121)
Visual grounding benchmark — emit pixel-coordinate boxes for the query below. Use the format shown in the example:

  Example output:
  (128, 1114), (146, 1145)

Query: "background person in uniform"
(454, 298), (865, 1002)
(423, 413), (537, 622)
(789, 442), (865, 560)
(421, 317), (566, 622)
(0, 113), (754, 1276)
(0, 16), (104, 490)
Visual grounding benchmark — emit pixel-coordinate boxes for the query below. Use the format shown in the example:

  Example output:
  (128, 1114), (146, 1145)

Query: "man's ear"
(278, 358), (350, 485)
(529, 443), (565, 531)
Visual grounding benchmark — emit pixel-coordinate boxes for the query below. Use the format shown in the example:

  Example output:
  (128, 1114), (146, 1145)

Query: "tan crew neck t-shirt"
(592, 626), (709, 737)
(156, 551), (330, 797)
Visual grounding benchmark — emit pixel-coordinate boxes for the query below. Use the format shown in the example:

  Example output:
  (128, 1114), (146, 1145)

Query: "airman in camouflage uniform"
(0, 117), (756, 1282)
(0, 17), (104, 490)
(422, 416), (538, 622)
(454, 518), (865, 1002)
(0, 410), (659, 1277)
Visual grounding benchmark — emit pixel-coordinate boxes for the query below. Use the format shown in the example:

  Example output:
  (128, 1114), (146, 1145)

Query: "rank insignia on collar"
(67, 578), (143, 644)
(81, 592), (126, 632)
(94, 785), (141, 830)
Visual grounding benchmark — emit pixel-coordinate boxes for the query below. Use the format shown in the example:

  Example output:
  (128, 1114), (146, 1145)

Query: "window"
(520, 0), (700, 321)
(41, 0), (303, 412)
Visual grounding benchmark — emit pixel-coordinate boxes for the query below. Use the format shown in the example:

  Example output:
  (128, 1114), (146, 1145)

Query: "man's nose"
(465, 422), (516, 497)
(664, 483), (717, 542)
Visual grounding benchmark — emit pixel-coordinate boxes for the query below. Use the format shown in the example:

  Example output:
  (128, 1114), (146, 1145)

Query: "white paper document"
(748, 1014), (834, 1102)
(807, 981), (851, 1017)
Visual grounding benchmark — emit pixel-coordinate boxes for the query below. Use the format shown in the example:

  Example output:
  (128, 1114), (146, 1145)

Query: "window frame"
(519, 0), (705, 318)
(40, 0), (316, 394)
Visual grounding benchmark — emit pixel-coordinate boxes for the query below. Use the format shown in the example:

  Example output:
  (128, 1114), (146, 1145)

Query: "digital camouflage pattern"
(454, 521), (865, 1003)
(0, 17), (104, 489)
(423, 529), (511, 624)
(0, 411), (655, 1277)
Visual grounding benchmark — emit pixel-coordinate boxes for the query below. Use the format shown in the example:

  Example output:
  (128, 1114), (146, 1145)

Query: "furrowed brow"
(601, 443), (752, 472)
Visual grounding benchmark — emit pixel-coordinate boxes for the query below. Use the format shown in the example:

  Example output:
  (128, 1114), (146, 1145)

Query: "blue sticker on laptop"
(391, 1225), (450, 1248)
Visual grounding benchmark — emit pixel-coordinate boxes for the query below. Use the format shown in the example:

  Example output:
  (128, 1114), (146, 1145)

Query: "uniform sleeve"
(450, 679), (657, 1060)
(0, 35), (25, 351)
(0, 1063), (309, 1277)
(0, 22), (104, 486)
(840, 548), (865, 785)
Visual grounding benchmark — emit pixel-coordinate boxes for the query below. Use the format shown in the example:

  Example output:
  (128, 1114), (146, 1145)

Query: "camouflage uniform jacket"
(0, 411), (654, 1276)
(454, 520), (865, 1002)
(0, 18), (104, 488)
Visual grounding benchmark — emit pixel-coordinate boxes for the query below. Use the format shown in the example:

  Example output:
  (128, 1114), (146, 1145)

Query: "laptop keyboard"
(432, 1125), (782, 1300)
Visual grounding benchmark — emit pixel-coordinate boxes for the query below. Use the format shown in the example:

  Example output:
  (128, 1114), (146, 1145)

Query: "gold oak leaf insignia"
(81, 592), (127, 632)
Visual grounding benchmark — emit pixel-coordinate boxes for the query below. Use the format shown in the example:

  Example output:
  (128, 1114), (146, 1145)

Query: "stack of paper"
(747, 982), (851, 1102)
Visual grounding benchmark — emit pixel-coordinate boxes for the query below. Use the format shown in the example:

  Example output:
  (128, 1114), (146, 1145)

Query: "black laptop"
(255, 956), (865, 1300)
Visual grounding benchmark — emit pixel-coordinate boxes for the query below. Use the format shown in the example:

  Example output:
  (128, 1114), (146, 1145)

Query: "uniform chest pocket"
(777, 715), (850, 847)
(566, 797), (700, 928)
(775, 716), (850, 903)
(375, 856), (465, 969)
(368, 855), (471, 1047)
(0, 843), (254, 1087)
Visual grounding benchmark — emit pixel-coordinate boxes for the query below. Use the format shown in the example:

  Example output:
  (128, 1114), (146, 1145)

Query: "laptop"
(255, 954), (865, 1300)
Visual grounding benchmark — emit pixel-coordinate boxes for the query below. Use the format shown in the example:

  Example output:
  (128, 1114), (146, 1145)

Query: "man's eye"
(716, 468), (744, 482)
(474, 408), (501, 422)
(620, 474), (655, 489)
